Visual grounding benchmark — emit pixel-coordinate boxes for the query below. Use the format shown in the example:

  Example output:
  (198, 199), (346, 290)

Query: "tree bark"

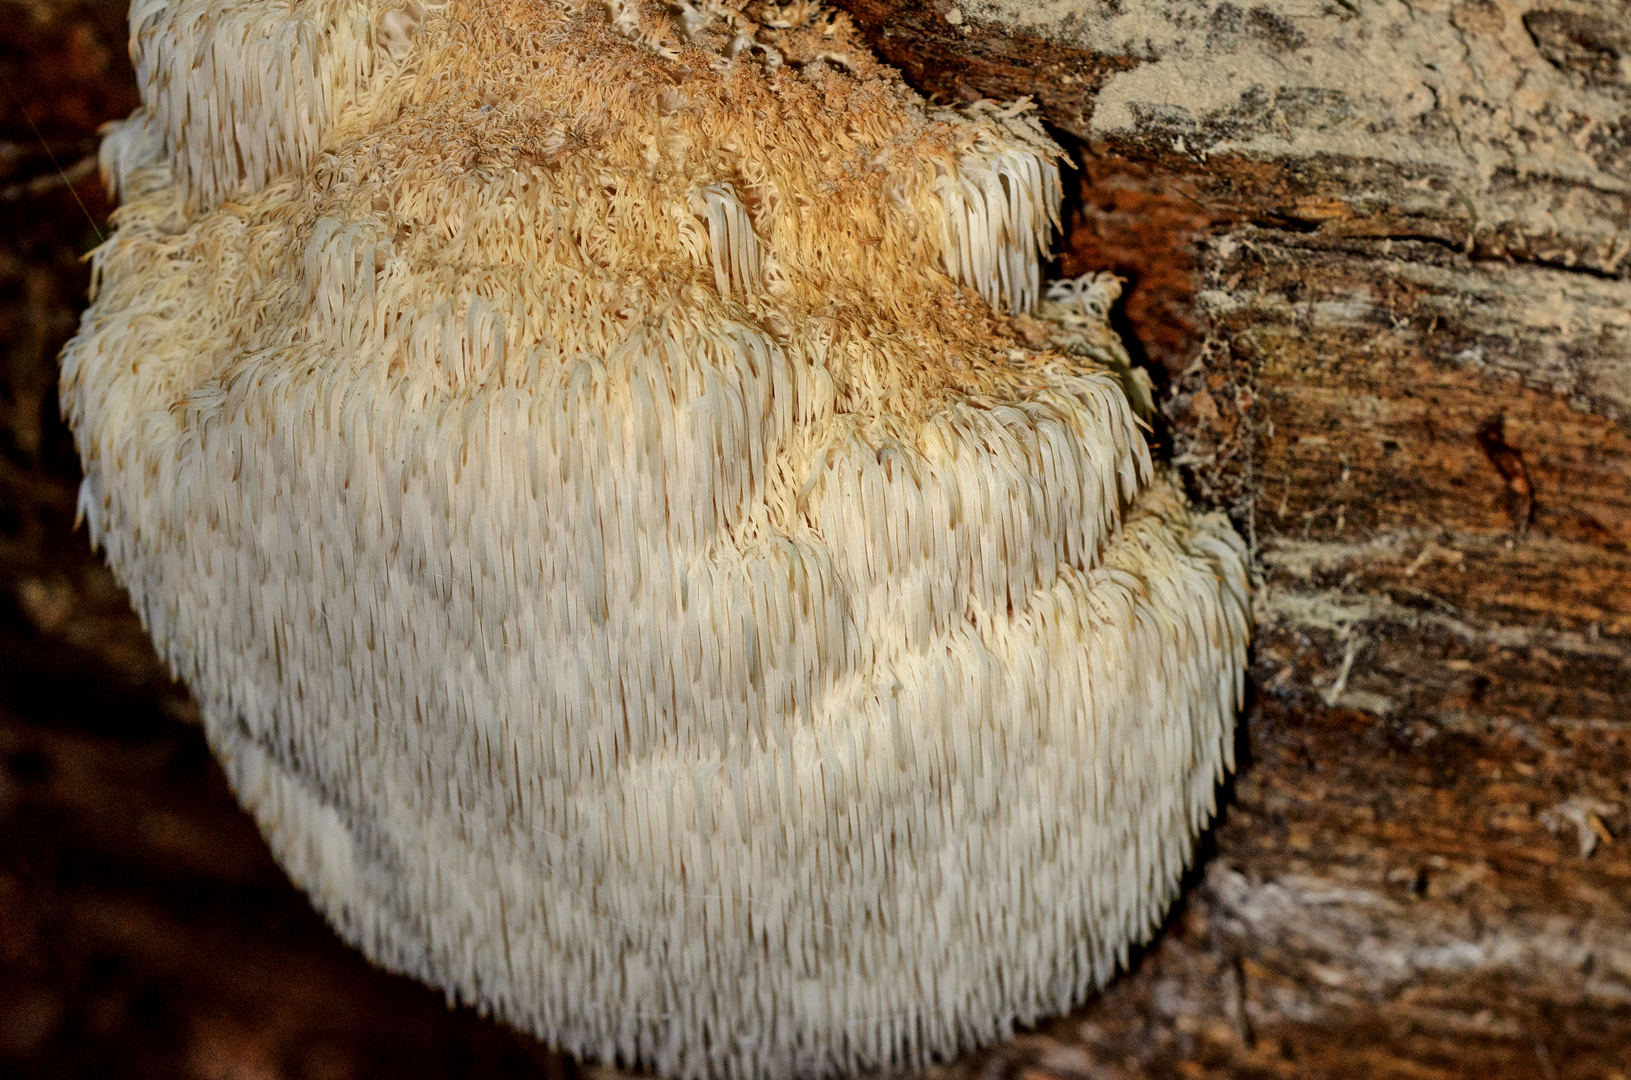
(1, 1), (1627, 1078)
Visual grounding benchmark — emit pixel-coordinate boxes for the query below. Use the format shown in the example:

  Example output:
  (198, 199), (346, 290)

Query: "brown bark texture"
(1, 1), (1628, 1078)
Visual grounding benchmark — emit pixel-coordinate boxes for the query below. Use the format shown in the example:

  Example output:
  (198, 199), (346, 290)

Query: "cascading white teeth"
(696, 183), (764, 299)
(934, 107), (1063, 314)
(62, 4), (1251, 1078)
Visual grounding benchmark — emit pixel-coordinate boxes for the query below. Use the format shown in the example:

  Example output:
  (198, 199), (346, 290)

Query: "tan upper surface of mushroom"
(63, 1), (1251, 1077)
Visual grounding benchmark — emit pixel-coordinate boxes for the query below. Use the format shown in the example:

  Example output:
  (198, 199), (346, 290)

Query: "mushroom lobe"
(64, 1), (1250, 1077)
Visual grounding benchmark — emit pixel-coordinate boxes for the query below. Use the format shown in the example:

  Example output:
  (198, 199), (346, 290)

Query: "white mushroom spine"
(934, 119), (1063, 314)
(62, 2), (1251, 1078)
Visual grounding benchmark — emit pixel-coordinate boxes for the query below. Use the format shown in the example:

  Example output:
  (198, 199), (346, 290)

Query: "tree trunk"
(1, 1), (1627, 1078)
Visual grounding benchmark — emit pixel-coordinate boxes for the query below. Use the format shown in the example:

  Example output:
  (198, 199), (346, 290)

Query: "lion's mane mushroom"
(64, 0), (1250, 1076)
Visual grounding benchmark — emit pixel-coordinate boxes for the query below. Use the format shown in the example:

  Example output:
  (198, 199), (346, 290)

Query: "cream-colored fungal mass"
(64, 1), (1250, 1076)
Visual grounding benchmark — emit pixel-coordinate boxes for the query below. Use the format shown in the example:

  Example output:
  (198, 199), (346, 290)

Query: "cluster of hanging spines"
(190, 356), (1211, 880)
(69, 73), (1196, 917)
(60, 4), (1258, 1077)
(65, 173), (257, 662)
(83, 0), (1180, 875)
(105, 251), (1200, 874)
(696, 184), (765, 298)
(127, 0), (399, 210)
(804, 372), (1151, 659)
(932, 116), (1063, 314)
(356, 495), (1248, 1080)
(68, 228), (1249, 1080)
(96, 108), (164, 204)
(139, 321), (1247, 1080)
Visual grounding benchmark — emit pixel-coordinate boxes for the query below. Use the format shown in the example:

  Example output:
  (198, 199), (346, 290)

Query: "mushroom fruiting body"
(64, 2), (1251, 1077)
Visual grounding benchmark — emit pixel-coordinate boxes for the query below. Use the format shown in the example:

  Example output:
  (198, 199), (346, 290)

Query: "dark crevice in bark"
(1307, 226), (1631, 283)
